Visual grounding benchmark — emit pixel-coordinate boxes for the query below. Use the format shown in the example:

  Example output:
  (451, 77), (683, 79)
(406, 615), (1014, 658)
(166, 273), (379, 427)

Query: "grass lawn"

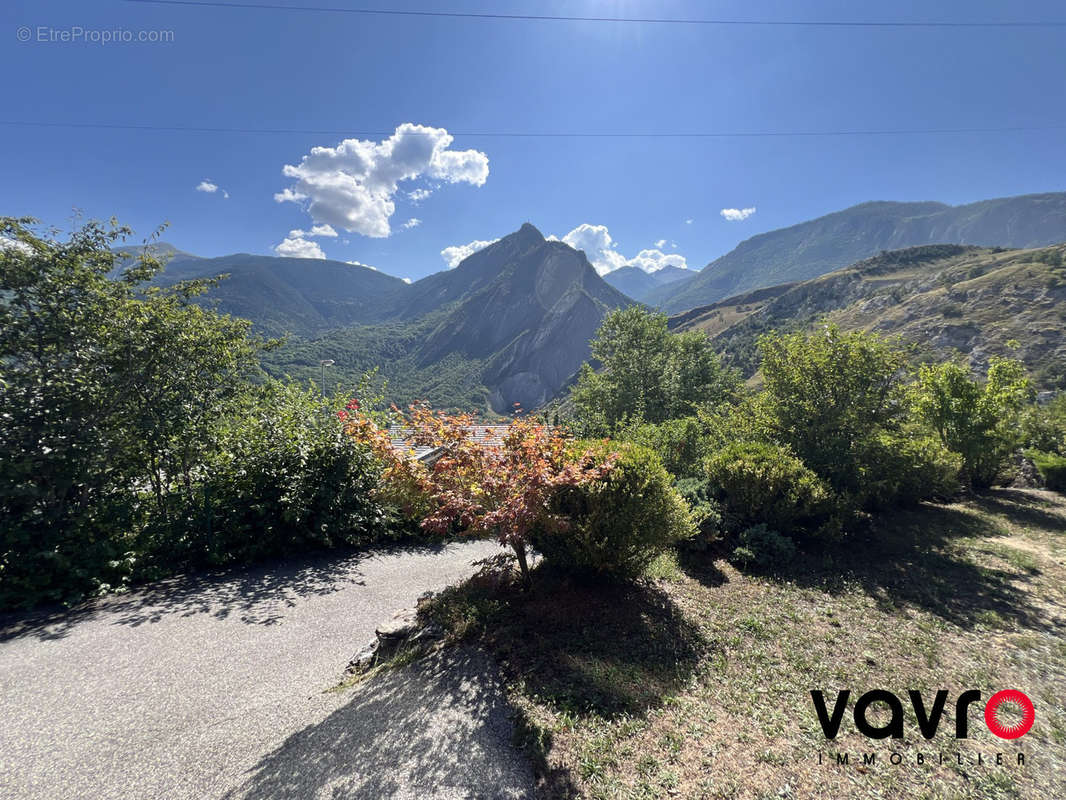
(420, 489), (1066, 799)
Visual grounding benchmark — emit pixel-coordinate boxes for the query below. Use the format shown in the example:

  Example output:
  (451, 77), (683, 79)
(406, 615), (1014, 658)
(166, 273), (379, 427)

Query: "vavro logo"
(810, 689), (1036, 740)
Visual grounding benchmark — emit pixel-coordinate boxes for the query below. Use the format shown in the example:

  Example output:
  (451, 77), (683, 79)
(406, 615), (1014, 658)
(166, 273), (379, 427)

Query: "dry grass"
(421, 489), (1066, 799)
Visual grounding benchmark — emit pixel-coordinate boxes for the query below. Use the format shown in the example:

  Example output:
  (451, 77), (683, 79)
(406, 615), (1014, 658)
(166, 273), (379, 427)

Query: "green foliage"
(856, 428), (962, 509)
(672, 477), (722, 538)
(0, 218), (268, 606)
(0, 219), (401, 609)
(729, 524), (797, 570)
(698, 395), (775, 450)
(758, 324), (911, 498)
(533, 441), (696, 578)
(571, 306), (737, 433)
(911, 358), (1033, 488)
(1027, 450), (1066, 492)
(704, 442), (833, 535)
(616, 416), (711, 478)
(167, 382), (393, 567)
(1021, 394), (1066, 455)
(260, 311), (494, 413)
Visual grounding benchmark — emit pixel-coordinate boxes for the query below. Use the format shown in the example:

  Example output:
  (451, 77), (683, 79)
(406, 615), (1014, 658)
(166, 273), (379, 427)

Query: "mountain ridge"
(649, 192), (1066, 313)
(669, 242), (1066, 390)
(252, 223), (633, 413)
(603, 263), (692, 301)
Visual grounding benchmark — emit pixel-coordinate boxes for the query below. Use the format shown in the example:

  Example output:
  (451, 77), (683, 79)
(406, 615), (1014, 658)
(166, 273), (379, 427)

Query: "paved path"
(0, 541), (534, 799)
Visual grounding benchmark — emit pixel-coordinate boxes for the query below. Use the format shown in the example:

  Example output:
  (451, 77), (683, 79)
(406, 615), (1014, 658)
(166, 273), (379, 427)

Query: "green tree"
(571, 306), (737, 432)
(910, 358), (1033, 488)
(758, 323), (911, 498)
(0, 217), (268, 605)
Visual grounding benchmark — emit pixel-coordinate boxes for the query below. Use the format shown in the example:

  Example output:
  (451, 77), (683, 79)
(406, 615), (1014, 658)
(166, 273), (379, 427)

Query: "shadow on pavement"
(223, 646), (545, 800)
(0, 542), (452, 642)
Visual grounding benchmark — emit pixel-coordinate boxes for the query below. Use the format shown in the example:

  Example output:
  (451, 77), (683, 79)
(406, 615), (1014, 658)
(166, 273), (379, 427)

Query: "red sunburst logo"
(984, 689), (1035, 739)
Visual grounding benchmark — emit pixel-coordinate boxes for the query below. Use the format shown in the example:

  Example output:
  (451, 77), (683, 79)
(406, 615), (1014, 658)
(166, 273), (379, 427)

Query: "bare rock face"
(412, 226), (631, 412)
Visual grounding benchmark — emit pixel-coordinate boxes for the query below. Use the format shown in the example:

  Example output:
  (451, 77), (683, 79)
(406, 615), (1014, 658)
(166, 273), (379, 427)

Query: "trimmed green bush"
(533, 441), (696, 579)
(1028, 449), (1066, 493)
(729, 524), (797, 570)
(704, 441), (833, 534)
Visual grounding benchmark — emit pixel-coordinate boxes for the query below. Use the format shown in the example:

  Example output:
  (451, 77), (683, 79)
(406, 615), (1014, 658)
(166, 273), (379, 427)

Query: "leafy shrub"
(910, 358), (1033, 488)
(758, 324), (912, 498)
(1028, 450), (1066, 492)
(729, 524), (797, 570)
(571, 306), (738, 434)
(0, 218), (265, 608)
(856, 429), (962, 509)
(618, 416), (711, 478)
(361, 405), (621, 581)
(1021, 395), (1066, 454)
(183, 383), (392, 566)
(704, 442), (833, 535)
(533, 441), (696, 579)
(673, 477), (722, 538)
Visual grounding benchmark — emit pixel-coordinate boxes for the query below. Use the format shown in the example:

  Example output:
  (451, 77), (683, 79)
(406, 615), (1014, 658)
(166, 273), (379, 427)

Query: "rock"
(375, 608), (417, 640)
(408, 622), (445, 645)
(1011, 451), (1044, 489)
(347, 641), (378, 673)
(359, 607), (447, 667)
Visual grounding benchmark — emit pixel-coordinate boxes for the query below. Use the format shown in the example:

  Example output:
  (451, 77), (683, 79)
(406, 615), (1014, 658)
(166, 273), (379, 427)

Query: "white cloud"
(402, 218), (422, 229)
(402, 277), (412, 284)
(559, 224), (688, 275)
(346, 260), (376, 270)
(197, 179), (228, 197)
(684, 218), (694, 225)
(561, 224), (628, 275)
(625, 248), (688, 273)
(275, 123), (489, 238)
(275, 231), (326, 259)
(441, 238), (499, 268)
(720, 206), (756, 221)
(408, 188), (432, 203)
(287, 224), (338, 239)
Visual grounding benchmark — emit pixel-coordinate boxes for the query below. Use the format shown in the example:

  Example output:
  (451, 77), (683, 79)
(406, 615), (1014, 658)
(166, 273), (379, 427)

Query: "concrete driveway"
(0, 541), (534, 799)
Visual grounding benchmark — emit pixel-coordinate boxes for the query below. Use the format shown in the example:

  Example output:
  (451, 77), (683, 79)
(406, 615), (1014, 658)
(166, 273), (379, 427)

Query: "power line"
(2, 119), (1065, 138)
(121, 0), (1066, 29)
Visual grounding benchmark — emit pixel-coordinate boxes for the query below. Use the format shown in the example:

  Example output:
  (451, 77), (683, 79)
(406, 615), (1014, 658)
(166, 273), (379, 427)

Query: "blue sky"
(3, 0), (1065, 281)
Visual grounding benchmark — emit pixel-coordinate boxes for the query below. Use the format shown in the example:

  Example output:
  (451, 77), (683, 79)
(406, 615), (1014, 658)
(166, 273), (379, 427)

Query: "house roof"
(387, 424), (511, 463)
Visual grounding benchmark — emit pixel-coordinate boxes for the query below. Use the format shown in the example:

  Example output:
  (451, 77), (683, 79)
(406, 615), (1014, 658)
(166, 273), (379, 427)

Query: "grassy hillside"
(651, 192), (1066, 314)
(151, 252), (409, 337)
(421, 489), (1066, 799)
(671, 244), (1066, 389)
(260, 310), (495, 412)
